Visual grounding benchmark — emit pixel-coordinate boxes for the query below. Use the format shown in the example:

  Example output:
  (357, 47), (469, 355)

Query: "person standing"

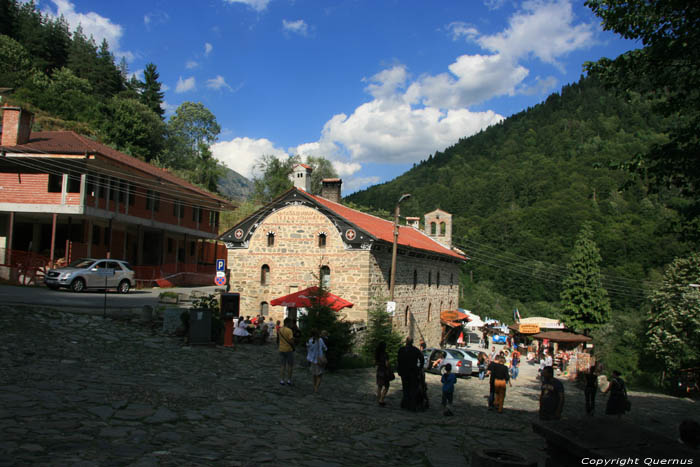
(604, 370), (628, 417)
(397, 337), (424, 411)
(491, 356), (512, 413)
(278, 318), (295, 385)
(306, 329), (327, 393)
(584, 364), (598, 415)
(375, 341), (392, 406)
(478, 353), (488, 381)
(441, 363), (457, 416)
(539, 366), (565, 420)
(510, 348), (520, 380)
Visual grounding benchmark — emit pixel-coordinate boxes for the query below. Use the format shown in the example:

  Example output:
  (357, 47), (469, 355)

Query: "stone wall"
(226, 204), (461, 346)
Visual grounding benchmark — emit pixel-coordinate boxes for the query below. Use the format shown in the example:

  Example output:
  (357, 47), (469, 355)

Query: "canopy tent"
(440, 310), (470, 327)
(269, 286), (353, 311)
(530, 330), (592, 343)
(459, 309), (485, 328)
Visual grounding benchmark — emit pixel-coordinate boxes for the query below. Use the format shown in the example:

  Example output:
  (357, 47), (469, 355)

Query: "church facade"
(219, 169), (466, 345)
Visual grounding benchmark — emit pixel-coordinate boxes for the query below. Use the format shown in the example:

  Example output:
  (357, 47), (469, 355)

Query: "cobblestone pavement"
(1, 305), (699, 466)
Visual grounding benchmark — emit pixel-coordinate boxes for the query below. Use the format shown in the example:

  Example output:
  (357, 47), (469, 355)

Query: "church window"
(261, 265), (270, 285)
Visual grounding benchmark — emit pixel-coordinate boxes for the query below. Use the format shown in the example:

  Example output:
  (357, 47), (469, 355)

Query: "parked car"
(44, 258), (135, 293)
(448, 348), (484, 375)
(422, 348), (473, 377)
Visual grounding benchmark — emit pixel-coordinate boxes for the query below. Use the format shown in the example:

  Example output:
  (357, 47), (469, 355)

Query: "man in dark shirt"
(539, 366), (565, 420)
(397, 337), (424, 411)
(486, 358), (498, 409)
(490, 356), (511, 413)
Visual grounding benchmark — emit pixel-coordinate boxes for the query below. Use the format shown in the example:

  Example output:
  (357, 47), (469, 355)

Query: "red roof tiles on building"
(306, 191), (466, 261)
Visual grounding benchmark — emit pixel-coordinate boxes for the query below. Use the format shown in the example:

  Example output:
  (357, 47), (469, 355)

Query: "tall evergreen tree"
(94, 39), (123, 98)
(559, 223), (612, 333)
(140, 63), (165, 119)
(646, 253), (700, 377)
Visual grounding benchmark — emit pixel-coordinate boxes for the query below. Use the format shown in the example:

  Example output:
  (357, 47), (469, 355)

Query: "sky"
(41, 0), (638, 194)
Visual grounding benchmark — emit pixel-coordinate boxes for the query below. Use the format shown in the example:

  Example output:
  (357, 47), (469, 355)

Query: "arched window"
(260, 264), (270, 285)
(450, 273), (453, 288)
(260, 302), (269, 316)
(404, 306), (409, 326)
(437, 272), (440, 288)
(428, 271), (432, 287)
(413, 269), (417, 289)
(320, 266), (331, 288)
(427, 303), (432, 322)
(267, 232), (275, 247)
(430, 222), (437, 235)
(440, 222), (446, 236)
(318, 233), (326, 248)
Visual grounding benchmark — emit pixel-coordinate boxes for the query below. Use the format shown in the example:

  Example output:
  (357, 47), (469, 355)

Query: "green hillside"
(347, 76), (693, 316)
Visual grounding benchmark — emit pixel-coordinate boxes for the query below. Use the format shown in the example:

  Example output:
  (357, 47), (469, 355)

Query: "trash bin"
(189, 308), (212, 345)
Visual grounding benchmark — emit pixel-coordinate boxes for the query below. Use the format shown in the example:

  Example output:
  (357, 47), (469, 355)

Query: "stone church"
(219, 165), (466, 345)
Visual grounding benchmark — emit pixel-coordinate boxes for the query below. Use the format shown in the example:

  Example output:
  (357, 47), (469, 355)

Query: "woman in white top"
(306, 329), (328, 393)
(233, 318), (250, 339)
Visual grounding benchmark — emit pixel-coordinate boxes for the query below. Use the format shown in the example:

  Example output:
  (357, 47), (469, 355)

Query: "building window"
(267, 232), (275, 247)
(86, 174), (95, 196)
(67, 173), (81, 193)
(192, 207), (199, 222)
(98, 175), (106, 198)
(318, 233), (326, 248)
(260, 302), (269, 316)
(92, 226), (100, 245)
(450, 273), (453, 287)
(440, 222), (446, 236)
(428, 271), (432, 287)
(261, 265), (270, 285)
(167, 238), (173, 253)
(146, 190), (160, 211)
(430, 222), (437, 235)
(109, 177), (118, 202)
(427, 303), (431, 322)
(413, 269), (417, 289)
(48, 173), (62, 193)
(404, 307), (409, 326)
(190, 241), (195, 256)
(320, 266), (331, 288)
(437, 272), (440, 288)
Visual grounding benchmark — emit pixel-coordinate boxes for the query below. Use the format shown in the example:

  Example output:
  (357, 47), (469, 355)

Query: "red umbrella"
(270, 286), (353, 311)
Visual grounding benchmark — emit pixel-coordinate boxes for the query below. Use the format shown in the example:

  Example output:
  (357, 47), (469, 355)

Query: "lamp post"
(389, 193), (411, 301)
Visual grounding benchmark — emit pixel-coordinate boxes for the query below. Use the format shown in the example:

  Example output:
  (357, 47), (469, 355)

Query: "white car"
(44, 258), (135, 293)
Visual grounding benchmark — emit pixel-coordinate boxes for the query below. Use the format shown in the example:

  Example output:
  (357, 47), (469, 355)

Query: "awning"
(518, 316), (565, 329)
(440, 319), (463, 328)
(440, 310), (470, 322)
(530, 330), (592, 343)
(270, 286), (353, 311)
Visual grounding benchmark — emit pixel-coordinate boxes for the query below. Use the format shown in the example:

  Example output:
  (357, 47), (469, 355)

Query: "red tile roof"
(293, 163), (312, 170)
(0, 130), (231, 206)
(307, 190), (466, 261)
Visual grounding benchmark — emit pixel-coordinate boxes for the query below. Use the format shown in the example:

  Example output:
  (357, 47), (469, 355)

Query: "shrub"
(361, 299), (404, 367)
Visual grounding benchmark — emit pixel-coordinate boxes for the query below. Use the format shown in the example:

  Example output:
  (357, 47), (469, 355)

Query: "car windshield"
(68, 259), (95, 268)
(464, 350), (480, 358)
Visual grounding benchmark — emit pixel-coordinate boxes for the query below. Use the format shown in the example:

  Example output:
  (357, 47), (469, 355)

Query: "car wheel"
(70, 278), (85, 293)
(118, 280), (130, 294)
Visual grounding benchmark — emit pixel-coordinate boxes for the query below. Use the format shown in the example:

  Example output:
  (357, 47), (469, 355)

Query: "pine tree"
(559, 223), (612, 333)
(140, 63), (165, 119)
(646, 253), (700, 377)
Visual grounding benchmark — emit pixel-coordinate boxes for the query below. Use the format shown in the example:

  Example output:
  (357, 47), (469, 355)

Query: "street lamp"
(389, 193), (411, 301)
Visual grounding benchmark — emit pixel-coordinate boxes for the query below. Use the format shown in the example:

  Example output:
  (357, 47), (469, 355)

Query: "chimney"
(1, 106), (33, 146)
(321, 178), (342, 203)
(405, 217), (420, 229)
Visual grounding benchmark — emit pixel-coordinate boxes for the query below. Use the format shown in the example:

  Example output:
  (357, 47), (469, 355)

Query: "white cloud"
(332, 161), (363, 177)
(282, 19), (309, 36)
(445, 22), (479, 41)
(206, 75), (232, 91)
(223, 0), (270, 12)
(46, 0), (133, 61)
(162, 101), (177, 116)
(484, 0), (506, 9)
(477, 0), (595, 67)
(211, 137), (288, 178)
(144, 10), (169, 29)
(175, 76), (196, 93)
(205, 42), (213, 56)
(344, 176), (381, 193)
(161, 84), (170, 92)
(519, 75), (558, 95)
(364, 65), (409, 100)
(185, 60), (199, 69)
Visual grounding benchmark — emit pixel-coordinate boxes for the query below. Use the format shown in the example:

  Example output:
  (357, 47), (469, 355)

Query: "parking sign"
(216, 259), (225, 272)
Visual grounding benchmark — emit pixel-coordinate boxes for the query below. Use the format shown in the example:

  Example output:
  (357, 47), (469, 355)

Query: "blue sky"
(43, 0), (637, 194)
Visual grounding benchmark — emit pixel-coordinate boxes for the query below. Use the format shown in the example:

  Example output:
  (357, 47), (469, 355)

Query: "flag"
(513, 307), (521, 323)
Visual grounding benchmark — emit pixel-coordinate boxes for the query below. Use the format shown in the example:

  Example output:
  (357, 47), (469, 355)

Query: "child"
(441, 363), (457, 416)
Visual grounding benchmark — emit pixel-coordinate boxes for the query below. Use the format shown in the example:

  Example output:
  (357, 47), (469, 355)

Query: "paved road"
(1, 303), (699, 466)
(0, 284), (223, 312)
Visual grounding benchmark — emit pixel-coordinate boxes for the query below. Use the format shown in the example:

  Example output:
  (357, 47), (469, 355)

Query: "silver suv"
(45, 258), (135, 293)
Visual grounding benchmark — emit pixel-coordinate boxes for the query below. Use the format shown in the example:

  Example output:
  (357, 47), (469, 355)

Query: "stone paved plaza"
(1, 305), (699, 466)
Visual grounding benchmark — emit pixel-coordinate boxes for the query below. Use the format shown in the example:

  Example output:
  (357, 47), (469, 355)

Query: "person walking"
(478, 352), (488, 381)
(584, 364), (598, 415)
(510, 348), (520, 380)
(397, 337), (424, 411)
(539, 366), (565, 420)
(278, 318), (295, 386)
(441, 363), (457, 416)
(375, 341), (393, 406)
(604, 370), (628, 417)
(491, 356), (512, 413)
(306, 329), (327, 393)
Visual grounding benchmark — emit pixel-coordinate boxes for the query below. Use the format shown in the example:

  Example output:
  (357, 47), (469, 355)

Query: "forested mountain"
(218, 167), (254, 201)
(348, 76), (693, 318)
